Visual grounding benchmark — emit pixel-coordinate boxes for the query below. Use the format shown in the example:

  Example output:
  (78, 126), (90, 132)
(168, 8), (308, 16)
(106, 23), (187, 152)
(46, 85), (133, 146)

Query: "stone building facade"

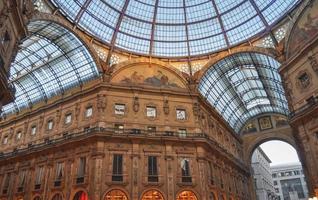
(0, 77), (249, 200)
(271, 163), (309, 200)
(0, 0), (318, 199)
(251, 148), (277, 200)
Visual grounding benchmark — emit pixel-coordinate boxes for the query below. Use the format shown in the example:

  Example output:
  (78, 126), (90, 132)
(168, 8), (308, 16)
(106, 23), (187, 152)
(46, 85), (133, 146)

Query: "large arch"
(140, 189), (165, 200)
(110, 58), (189, 89)
(103, 188), (129, 200)
(198, 52), (289, 133)
(285, 0), (318, 58)
(1, 19), (100, 116)
(242, 126), (298, 165)
(176, 190), (199, 200)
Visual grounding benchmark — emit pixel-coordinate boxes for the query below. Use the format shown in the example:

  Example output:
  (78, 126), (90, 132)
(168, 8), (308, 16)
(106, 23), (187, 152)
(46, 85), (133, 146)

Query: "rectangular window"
(3, 136), (8, 144)
(2, 173), (11, 194)
(112, 154), (123, 182)
(147, 126), (156, 134)
(178, 129), (187, 138)
(115, 104), (125, 115)
(78, 157), (86, 177)
(148, 156), (158, 182)
(31, 126), (37, 135)
(208, 161), (214, 185)
(56, 162), (64, 180)
(114, 124), (124, 134)
(47, 120), (53, 130)
(16, 132), (22, 140)
(86, 107), (93, 117)
(176, 109), (186, 120)
(17, 170), (26, 192)
(146, 107), (156, 117)
(35, 166), (44, 186)
(76, 157), (86, 184)
(181, 158), (192, 183)
(65, 114), (72, 124)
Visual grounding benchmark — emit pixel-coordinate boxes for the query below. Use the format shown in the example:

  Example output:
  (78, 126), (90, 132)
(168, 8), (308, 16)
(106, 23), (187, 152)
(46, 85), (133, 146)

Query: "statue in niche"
(56, 109), (61, 123)
(133, 96), (139, 112)
(75, 103), (80, 120)
(163, 99), (169, 115)
(296, 71), (311, 90)
(97, 94), (106, 112)
(39, 115), (44, 128)
(193, 102), (200, 118)
(308, 55), (318, 74)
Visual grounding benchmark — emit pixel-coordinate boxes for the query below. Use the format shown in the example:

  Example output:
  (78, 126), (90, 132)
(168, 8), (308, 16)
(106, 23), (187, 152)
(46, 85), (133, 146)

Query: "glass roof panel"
(198, 52), (289, 133)
(1, 20), (99, 116)
(50, 0), (300, 57)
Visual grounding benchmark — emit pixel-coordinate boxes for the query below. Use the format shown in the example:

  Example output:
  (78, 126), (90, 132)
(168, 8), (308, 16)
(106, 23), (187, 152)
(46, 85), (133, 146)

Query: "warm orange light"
(176, 191), (197, 200)
(141, 190), (164, 200)
(105, 189), (128, 200)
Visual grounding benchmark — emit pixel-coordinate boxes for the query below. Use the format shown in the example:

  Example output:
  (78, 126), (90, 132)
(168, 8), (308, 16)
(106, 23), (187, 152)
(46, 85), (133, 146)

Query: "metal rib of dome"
(51, 0), (300, 58)
(198, 52), (289, 133)
(1, 20), (100, 116)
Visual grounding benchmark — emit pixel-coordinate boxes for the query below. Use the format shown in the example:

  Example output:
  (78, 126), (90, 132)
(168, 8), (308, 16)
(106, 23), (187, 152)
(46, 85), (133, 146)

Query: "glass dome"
(51, 0), (300, 58)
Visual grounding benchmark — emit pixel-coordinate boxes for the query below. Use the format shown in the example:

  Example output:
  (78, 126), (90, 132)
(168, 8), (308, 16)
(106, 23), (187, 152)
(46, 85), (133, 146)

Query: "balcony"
(17, 186), (24, 193)
(0, 127), (248, 172)
(112, 174), (123, 182)
(53, 179), (63, 188)
(148, 175), (158, 183)
(182, 176), (192, 183)
(34, 184), (41, 190)
(290, 96), (318, 119)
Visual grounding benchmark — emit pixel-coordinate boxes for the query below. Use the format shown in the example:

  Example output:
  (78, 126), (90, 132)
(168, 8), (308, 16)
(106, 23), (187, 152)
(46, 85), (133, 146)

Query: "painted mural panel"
(111, 64), (186, 88)
(288, 0), (318, 56)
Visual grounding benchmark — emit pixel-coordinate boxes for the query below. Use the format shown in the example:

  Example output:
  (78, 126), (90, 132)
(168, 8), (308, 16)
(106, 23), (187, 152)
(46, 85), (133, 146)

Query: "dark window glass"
(78, 157), (86, 177)
(148, 156), (158, 182)
(281, 178), (305, 200)
(181, 159), (192, 183)
(112, 154), (123, 181)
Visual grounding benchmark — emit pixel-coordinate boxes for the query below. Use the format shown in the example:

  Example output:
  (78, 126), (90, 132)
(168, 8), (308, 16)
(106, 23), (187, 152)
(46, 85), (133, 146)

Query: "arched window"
(34, 196), (41, 200)
(176, 191), (197, 200)
(105, 189), (128, 200)
(52, 193), (63, 200)
(141, 189), (164, 200)
(73, 191), (88, 200)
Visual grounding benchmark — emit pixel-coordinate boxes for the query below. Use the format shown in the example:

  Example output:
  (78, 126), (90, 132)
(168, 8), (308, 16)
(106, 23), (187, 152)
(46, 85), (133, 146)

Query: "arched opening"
(176, 190), (197, 200)
(251, 140), (309, 200)
(141, 189), (164, 200)
(52, 193), (63, 200)
(73, 191), (88, 200)
(33, 197), (41, 200)
(105, 189), (128, 200)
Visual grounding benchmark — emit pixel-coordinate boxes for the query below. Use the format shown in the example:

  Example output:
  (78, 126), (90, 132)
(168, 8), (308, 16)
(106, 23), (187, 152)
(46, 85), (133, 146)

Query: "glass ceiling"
(198, 52), (289, 133)
(50, 0), (300, 57)
(1, 20), (99, 116)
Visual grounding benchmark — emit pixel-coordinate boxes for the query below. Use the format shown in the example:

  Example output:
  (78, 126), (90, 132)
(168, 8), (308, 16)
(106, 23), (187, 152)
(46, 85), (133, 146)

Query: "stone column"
(197, 146), (207, 200)
(165, 143), (175, 200)
(131, 142), (140, 200)
(90, 142), (105, 200)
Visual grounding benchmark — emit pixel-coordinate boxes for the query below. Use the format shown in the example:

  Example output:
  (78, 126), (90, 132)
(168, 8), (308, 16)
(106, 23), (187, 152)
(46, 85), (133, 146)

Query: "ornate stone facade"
(0, 0), (27, 110)
(0, 77), (248, 200)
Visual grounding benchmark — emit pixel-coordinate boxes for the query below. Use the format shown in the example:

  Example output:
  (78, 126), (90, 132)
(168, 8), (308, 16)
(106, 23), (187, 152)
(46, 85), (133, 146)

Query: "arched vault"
(198, 52), (289, 133)
(1, 20), (100, 115)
